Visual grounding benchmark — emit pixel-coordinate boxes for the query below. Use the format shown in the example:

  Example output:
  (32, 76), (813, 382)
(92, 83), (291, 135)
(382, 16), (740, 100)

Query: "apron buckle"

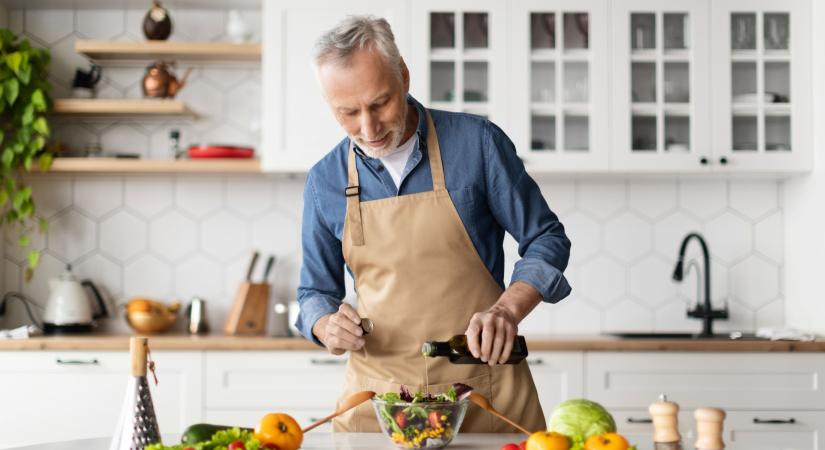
(345, 185), (361, 197)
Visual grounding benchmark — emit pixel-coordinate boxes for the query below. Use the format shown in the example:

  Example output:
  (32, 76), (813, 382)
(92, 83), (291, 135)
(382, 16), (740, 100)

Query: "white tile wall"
(0, 7), (786, 337)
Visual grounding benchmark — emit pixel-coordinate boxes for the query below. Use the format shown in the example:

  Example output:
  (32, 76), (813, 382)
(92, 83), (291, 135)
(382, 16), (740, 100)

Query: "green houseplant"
(0, 29), (55, 280)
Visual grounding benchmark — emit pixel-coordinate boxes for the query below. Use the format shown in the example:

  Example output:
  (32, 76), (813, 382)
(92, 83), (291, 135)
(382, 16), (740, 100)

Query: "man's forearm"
(493, 281), (543, 324)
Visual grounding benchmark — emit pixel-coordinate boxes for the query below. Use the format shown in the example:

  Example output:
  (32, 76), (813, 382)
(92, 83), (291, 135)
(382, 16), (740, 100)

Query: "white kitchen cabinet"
(261, 0), (410, 172)
(724, 411), (825, 450)
(710, 0), (812, 172)
(610, 0), (711, 172)
(527, 351), (584, 415)
(508, 0), (610, 172)
(0, 351), (202, 449)
(611, 410), (696, 450)
(407, 0), (508, 129)
(204, 351), (348, 427)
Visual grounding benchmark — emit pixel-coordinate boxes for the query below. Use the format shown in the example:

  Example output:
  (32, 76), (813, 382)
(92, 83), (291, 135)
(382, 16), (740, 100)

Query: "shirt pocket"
(449, 186), (478, 216)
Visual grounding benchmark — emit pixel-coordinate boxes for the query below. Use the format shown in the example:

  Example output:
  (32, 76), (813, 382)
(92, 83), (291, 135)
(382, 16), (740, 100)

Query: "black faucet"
(672, 232), (728, 337)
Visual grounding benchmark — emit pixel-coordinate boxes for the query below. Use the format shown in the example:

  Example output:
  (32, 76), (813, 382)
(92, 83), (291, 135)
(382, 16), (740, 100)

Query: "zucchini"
(180, 423), (254, 445)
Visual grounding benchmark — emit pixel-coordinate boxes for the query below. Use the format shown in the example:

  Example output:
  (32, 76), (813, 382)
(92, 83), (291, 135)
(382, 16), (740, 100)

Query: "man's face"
(318, 48), (410, 158)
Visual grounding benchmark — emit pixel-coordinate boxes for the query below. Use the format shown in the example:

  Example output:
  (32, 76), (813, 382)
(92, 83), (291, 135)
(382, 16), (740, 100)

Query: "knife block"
(224, 281), (270, 335)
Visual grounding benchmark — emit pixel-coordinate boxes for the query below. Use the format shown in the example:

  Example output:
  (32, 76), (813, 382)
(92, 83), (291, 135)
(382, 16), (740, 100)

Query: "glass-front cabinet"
(509, 0), (609, 171)
(409, 0), (507, 127)
(711, 0), (811, 171)
(611, 0), (710, 171)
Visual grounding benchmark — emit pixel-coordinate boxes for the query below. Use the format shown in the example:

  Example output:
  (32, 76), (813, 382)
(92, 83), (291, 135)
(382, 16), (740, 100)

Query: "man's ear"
(400, 58), (410, 92)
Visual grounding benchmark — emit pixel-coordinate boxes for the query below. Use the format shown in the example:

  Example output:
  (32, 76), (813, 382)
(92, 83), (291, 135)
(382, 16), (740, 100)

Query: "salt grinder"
(694, 407), (726, 450)
(649, 394), (683, 450)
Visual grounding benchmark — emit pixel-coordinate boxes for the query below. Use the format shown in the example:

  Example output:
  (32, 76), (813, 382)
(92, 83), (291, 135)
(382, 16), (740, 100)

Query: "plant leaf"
(2, 148), (13, 169)
(38, 218), (48, 233)
(23, 154), (32, 171)
(24, 267), (33, 282)
(32, 116), (48, 136)
(18, 63), (31, 85)
(38, 153), (52, 172)
(21, 103), (33, 125)
(5, 51), (22, 74)
(5, 77), (18, 105)
(31, 88), (45, 111)
(18, 235), (29, 247)
(27, 250), (39, 269)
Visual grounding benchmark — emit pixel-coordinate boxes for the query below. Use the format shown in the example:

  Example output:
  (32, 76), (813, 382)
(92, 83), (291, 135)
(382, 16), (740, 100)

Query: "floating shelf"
(40, 158), (261, 174)
(52, 99), (195, 117)
(75, 39), (261, 63)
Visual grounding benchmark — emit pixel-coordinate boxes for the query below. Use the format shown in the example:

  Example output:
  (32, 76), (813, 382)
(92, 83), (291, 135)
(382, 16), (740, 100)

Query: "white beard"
(355, 103), (409, 159)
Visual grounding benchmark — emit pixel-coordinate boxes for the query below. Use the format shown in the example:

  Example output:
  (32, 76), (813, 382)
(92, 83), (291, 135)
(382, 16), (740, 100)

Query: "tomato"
(519, 441), (527, 450)
(501, 443), (521, 450)
(428, 410), (442, 429)
(227, 440), (245, 450)
(525, 431), (571, 450)
(255, 413), (303, 450)
(584, 433), (630, 450)
(259, 444), (280, 450)
(394, 411), (407, 428)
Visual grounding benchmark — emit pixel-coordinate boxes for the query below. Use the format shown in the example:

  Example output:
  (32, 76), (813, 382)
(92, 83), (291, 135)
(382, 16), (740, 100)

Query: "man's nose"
(360, 111), (380, 139)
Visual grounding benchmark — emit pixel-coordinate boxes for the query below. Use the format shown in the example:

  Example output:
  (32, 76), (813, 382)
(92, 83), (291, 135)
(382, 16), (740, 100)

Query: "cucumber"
(180, 423), (254, 445)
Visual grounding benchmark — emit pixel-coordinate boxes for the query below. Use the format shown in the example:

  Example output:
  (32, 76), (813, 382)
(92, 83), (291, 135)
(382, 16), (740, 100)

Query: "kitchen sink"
(607, 331), (767, 340)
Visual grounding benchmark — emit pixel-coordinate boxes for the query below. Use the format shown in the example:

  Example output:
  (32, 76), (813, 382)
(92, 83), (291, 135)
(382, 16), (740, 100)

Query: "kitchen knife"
(261, 255), (276, 282)
(245, 251), (260, 282)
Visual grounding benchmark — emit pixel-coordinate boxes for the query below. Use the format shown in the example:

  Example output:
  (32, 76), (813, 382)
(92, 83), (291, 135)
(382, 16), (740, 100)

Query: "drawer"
(611, 409), (696, 450)
(205, 351), (347, 409)
(585, 352), (825, 409)
(527, 352), (584, 414)
(205, 409), (333, 433)
(724, 410), (825, 450)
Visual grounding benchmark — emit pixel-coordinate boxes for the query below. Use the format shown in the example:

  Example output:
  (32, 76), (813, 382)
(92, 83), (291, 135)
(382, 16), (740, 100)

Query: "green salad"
(145, 427), (260, 450)
(375, 384), (471, 448)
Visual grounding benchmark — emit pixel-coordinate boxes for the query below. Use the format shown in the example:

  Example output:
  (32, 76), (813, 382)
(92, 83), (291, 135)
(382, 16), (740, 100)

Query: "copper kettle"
(142, 62), (191, 98)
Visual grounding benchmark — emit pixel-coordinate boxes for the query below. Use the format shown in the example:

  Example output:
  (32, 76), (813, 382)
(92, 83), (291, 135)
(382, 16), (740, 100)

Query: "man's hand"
(465, 281), (542, 365)
(313, 303), (365, 355)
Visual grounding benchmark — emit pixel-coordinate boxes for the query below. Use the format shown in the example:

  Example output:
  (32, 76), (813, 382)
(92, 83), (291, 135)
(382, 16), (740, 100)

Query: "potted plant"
(0, 29), (55, 280)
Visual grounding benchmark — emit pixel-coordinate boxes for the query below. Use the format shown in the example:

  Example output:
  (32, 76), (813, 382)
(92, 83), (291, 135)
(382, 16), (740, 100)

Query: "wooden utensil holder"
(224, 281), (270, 335)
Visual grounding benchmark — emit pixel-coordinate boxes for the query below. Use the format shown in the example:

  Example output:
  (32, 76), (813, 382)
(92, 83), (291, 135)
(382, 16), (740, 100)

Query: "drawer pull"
(753, 417), (796, 425)
(626, 417), (653, 424)
(310, 358), (347, 366)
(526, 358), (544, 366)
(56, 358), (99, 365)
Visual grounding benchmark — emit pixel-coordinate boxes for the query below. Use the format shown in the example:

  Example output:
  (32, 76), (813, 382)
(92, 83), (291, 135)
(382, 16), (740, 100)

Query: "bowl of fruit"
(373, 384), (472, 449)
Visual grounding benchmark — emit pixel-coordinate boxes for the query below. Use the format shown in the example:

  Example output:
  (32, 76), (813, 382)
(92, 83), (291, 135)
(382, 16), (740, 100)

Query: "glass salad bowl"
(372, 397), (469, 449)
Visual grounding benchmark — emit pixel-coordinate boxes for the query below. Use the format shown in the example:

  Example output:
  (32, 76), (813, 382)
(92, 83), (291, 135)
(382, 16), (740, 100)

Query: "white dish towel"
(755, 327), (816, 341)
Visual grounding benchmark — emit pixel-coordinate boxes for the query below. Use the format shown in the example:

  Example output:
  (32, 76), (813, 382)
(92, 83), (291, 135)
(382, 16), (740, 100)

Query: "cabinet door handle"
(753, 417), (796, 424)
(719, 156), (728, 165)
(526, 358), (544, 366)
(56, 358), (99, 365)
(626, 417), (653, 424)
(700, 157), (709, 165)
(310, 358), (347, 366)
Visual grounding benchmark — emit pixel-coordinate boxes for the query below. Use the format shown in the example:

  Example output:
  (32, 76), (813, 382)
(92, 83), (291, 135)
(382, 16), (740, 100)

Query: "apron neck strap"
(424, 110), (446, 192)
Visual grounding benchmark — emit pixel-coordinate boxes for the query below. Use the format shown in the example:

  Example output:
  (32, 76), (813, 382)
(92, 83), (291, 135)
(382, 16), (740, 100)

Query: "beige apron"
(333, 110), (546, 433)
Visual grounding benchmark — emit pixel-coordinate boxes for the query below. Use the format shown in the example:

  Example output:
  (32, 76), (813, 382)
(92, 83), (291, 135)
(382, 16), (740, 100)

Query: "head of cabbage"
(548, 399), (617, 450)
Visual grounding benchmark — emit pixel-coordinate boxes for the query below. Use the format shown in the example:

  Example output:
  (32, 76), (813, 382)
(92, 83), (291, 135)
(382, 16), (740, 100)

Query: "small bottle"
(421, 334), (528, 364)
(169, 129), (183, 159)
(694, 407), (726, 450)
(649, 394), (683, 450)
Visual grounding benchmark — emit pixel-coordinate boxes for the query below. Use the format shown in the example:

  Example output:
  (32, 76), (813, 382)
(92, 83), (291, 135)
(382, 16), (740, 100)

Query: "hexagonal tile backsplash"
(0, 7), (786, 336)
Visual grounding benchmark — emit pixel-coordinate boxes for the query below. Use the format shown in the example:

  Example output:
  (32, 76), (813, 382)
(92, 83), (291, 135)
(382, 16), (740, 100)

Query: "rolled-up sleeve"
(296, 170), (345, 345)
(483, 121), (572, 303)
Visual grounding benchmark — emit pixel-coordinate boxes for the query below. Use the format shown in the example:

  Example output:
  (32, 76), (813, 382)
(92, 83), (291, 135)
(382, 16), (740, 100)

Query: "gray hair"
(314, 15), (402, 80)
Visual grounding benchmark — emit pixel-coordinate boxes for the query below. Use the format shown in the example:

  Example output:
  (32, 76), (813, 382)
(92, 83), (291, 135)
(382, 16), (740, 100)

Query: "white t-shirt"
(380, 134), (418, 189)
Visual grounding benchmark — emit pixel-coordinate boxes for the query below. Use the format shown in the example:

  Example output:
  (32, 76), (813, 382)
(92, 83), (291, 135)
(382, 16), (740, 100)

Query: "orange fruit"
(584, 432), (630, 450)
(525, 431), (570, 450)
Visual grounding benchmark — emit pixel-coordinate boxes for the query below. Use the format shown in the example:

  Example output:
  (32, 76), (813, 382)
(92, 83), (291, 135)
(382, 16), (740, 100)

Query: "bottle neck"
(421, 341), (452, 357)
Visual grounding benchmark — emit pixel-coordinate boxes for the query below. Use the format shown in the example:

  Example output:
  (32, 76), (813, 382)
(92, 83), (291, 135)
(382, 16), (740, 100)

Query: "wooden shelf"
(75, 40), (261, 63)
(40, 158), (261, 174)
(52, 99), (194, 117)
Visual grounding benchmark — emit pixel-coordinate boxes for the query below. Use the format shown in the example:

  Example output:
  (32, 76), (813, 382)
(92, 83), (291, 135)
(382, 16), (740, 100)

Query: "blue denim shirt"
(297, 95), (571, 345)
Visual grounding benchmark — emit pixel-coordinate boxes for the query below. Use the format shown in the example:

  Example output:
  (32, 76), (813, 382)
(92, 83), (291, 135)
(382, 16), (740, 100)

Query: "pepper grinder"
(649, 394), (683, 450)
(694, 407), (725, 450)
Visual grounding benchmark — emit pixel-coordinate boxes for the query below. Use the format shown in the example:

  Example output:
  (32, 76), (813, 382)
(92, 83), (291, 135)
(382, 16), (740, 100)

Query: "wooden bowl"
(125, 310), (177, 334)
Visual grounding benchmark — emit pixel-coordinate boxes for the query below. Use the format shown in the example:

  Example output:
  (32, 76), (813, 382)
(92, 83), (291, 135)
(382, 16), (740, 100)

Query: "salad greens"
(145, 428), (260, 450)
(375, 384), (471, 448)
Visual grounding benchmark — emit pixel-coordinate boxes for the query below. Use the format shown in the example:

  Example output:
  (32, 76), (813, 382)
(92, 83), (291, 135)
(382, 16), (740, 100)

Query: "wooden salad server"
(466, 391), (532, 435)
(302, 390), (376, 433)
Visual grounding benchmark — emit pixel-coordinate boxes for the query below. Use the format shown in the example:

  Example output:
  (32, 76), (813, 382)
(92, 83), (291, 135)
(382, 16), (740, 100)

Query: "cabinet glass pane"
(765, 62), (790, 103)
(632, 62), (656, 103)
(431, 13), (455, 49)
(464, 13), (488, 49)
(564, 13), (589, 49)
(731, 62), (757, 102)
(631, 13), (656, 50)
(632, 115), (656, 151)
(665, 115), (690, 151)
(463, 62), (488, 102)
(664, 62), (690, 103)
(531, 62), (556, 103)
(732, 115), (757, 151)
(531, 115), (556, 150)
(565, 115), (589, 150)
(764, 13), (790, 51)
(731, 13), (756, 50)
(664, 13), (689, 50)
(431, 61), (454, 102)
(564, 62), (589, 103)
(531, 13), (556, 49)
(766, 116), (791, 151)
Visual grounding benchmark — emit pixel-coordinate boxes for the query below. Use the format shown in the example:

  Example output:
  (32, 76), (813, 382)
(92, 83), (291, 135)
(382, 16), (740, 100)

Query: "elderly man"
(296, 15), (571, 432)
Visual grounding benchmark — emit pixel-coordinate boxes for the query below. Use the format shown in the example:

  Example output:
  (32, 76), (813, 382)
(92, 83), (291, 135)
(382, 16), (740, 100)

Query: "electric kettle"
(42, 265), (108, 334)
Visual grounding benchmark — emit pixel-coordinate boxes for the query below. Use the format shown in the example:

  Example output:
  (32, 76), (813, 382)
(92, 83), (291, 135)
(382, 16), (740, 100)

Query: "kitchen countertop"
(1, 333), (824, 351)
(10, 433), (526, 450)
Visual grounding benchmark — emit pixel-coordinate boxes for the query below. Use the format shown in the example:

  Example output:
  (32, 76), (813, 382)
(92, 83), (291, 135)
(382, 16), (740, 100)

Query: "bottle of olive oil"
(421, 334), (528, 364)
(649, 394), (683, 450)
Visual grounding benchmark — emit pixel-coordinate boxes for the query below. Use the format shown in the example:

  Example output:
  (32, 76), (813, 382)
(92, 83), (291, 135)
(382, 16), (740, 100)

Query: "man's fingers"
(480, 324), (494, 363)
(499, 326), (515, 364)
(331, 311), (363, 336)
(465, 320), (482, 358)
(338, 303), (362, 324)
(327, 325), (365, 349)
(488, 324), (506, 366)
